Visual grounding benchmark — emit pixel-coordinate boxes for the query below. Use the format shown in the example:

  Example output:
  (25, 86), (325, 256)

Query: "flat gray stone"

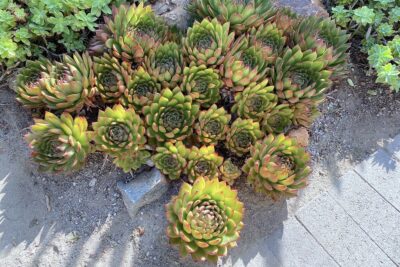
(296, 192), (396, 267)
(117, 168), (168, 218)
(385, 134), (400, 160)
(328, 170), (400, 265)
(354, 149), (400, 210)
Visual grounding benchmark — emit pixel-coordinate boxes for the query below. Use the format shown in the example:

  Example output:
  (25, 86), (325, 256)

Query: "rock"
(89, 178), (97, 187)
(275, 0), (328, 17)
(117, 168), (168, 218)
(288, 127), (310, 147)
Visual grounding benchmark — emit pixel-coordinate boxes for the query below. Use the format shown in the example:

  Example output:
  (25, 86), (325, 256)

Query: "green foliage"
(331, 0), (400, 91)
(0, 0), (119, 68)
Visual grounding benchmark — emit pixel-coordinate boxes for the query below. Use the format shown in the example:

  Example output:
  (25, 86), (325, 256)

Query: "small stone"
(288, 127), (310, 147)
(146, 159), (155, 167)
(117, 168), (168, 218)
(89, 178), (97, 187)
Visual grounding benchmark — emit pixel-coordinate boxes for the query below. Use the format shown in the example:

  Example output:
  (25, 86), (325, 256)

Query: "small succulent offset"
(153, 141), (188, 180)
(25, 112), (90, 172)
(243, 134), (311, 200)
(226, 119), (263, 156)
(195, 105), (231, 145)
(219, 158), (242, 185)
(186, 146), (224, 182)
(232, 79), (278, 121)
(182, 18), (235, 68)
(143, 88), (200, 143)
(166, 177), (244, 262)
(91, 104), (148, 172)
(262, 104), (294, 134)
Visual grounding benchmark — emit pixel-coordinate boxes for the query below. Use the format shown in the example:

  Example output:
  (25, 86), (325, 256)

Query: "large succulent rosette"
(243, 134), (311, 199)
(166, 177), (244, 262)
(25, 112), (90, 172)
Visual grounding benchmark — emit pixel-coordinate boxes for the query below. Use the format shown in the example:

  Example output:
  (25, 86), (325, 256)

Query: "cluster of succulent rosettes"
(166, 177), (244, 263)
(25, 112), (91, 173)
(226, 118), (264, 156)
(16, 53), (96, 113)
(195, 105), (231, 144)
(219, 158), (242, 185)
(243, 134), (311, 200)
(91, 104), (148, 172)
(186, 146), (224, 182)
(232, 79), (277, 121)
(143, 88), (200, 144)
(152, 141), (188, 180)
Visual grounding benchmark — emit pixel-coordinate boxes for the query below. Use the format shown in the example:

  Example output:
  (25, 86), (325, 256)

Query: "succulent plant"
(90, 3), (168, 62)
(232, 79), (278, 121)
(243, 134), (311, 199)
(153, 141), (188, 180)
(91, 104), (148, 172)
(25, 112), (90, 172)
(143, 88), (200, 143)
(261, 104), (294, 134)
(226, 118), (263, 156)
(272, 46), (331, 106)
(182, 65), (222, 107)
(220, 37), (269, 91)
(121, 67), (161, 111)
(292, 100), (320, 128)
(94, 53), (133, 103)
(144, 42), (184, 88)
(182, 18), (235, 68)
(41, 52), (96, 113)
(16, 59), (52, 109)
(249, 23), (287, 62)
(219, 158), (242, 185)
(186, 145), (224, 182)
(166, 176), (244, 262)
(288, 16), (349, 74)
(195, 105), (231, 145)
(188, 0), (276, 34)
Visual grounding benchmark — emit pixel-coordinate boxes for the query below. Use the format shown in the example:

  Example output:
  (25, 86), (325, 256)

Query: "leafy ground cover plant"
(331, 0), (400, 91)
(17, 1), (349, 263)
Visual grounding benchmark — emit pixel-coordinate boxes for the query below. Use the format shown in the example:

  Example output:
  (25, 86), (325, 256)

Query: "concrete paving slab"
(328, 170), (400, 265)
(385, 134), (400, 160)
(296, 192), (396, 267)
(354, 149), (400, 210)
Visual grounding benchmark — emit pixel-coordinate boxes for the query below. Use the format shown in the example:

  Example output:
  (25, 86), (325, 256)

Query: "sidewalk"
(233, 135), (400, 267)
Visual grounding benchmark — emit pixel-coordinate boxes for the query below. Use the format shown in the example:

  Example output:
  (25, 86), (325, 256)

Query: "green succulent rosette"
(225, 118), (263, 156)
(41, 52), (96, 113)
(166, 176), (244, 262)
(25, 112), (90, 172)
(143, 87), (200, 143)
(220, 37), (269, 92)
(182, 18), (235, 68)
(121, 67), (161, 112)
(144, 42), (184, 88)
(188, 0), (276, 34)
(153, 141), (188, 180)
(261, 104), (294, 134)
(195, 105), (231, 145)
(90, 3), (168, 63)
(16, 58), (52, 109)
(182, 65), (222, 108)
(272, 46), (331, 106)
(219, 158), (242, 185)
(249, 23), (287, 62)
(186, 145), (224, 183)
(243, 134), (311, 199)
(91, 104), (148, 172)
(94, 53), (133, 103)
(292, 100), (320, 128)
(232, 79), (278, 121)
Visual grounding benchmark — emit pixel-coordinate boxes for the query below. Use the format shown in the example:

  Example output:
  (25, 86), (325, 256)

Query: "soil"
(1, 1), (400, 267)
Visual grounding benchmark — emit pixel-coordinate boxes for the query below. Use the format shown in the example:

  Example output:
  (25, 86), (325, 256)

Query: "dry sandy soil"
(1, 1), (400, 267)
